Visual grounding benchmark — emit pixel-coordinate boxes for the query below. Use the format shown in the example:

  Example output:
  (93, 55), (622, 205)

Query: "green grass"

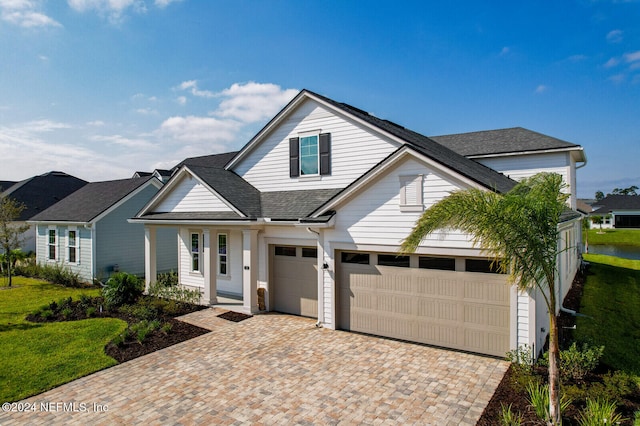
(576, 256), (640, 374)
(585, 228), (640, 247)
(0, 277), (127, 402)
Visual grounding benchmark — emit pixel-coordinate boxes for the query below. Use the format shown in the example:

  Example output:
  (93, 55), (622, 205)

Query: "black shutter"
(289, 137), (300, 177)
(319, 133), (331, 175)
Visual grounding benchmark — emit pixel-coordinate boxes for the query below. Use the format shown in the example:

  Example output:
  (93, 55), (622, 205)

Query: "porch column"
(203, 229), (216, 305)
(242, 229), (259, 314)
(144, 226), (157, 292)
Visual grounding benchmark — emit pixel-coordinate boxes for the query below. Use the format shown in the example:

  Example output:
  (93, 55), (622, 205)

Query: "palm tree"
(401, 172), (570, 425)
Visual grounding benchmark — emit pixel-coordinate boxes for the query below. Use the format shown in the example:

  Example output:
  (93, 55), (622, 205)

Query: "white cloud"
(134, 107), (158, 115)
(91, 134), (153, 149)
(535, 84), (548, 94)
(0, 0), (62, 28)
(158, 115), (241, 143)
(608, 73), (625, 83)
(176, 96), (187, 105)
(87, 120), (105, 126)
(499, 47), (509, 56)
(67, 0), (147, 24)
(623, 50), (640, 63)
(213, 82), (298, 123)
(606, 29), (623, 43)
(604, 57), (620, 68)
(176, 79), (215, 98)
(21, 119), (72, 132)
(154, 0), (182, 8)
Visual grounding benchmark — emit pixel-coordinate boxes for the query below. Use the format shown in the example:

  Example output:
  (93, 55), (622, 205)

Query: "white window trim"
(399, 174), (424, 212)
(189, 231), (202, 275)
(66, 226), (79, 265)
(299, 132), (320, 177)
(47, 226), (57, 262)
(217, 232), (229, 277)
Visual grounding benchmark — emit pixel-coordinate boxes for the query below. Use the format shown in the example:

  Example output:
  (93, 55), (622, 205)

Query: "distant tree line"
(595, 185), (638, 201)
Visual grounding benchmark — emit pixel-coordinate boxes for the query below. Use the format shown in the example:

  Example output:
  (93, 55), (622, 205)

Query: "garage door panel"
(338, 251), (511, 357)
(272, 246), (318, 318)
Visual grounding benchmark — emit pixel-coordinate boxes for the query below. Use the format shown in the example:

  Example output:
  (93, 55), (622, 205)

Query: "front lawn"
(585, 228), (640, 247)
(0, 277), (127, 402)
(578, 254), (640, 374)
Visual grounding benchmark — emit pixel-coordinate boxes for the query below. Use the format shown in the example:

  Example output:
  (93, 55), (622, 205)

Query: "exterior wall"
(16, 222), (36, 253)
(233, 98), (402, 192)
(36, 224), (93, 282)
(95, 185), (177, 280)
(476, 152), (575, 207)
(154, 174), (234, 213)
(177, 226), (243, 297)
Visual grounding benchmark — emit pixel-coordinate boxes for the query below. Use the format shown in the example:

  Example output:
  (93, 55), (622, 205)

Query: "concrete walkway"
(0, 309), (508, 425)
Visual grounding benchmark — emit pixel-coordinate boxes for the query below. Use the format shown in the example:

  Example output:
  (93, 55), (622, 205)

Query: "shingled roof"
(304, 90), (516, 194)
(30, 176), (159, 223)
(591, 195), (640, 214)
(1, 171), (88, 221)
(431, 127), (580, 157)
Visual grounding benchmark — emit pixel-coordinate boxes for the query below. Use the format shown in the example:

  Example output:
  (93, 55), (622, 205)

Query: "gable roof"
(591, 195), (640, 214)
(228, 90), (516, 194)
(30, 176), (160, 223)
(0, 181), (16, 191)
(177, 151), (238, 169)
(1, 171), (88, 221)
(431, 127), (582, 158)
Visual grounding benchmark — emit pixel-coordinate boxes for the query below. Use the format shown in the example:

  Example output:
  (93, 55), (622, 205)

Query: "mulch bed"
(217, 311), (252, 322)
(27, 296), (211, 364)
(477, 267), (640, 425)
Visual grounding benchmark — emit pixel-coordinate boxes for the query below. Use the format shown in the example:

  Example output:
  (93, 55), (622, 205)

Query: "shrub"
(155, 270), (178, 287)
(102, 272), (143, 308)
(119, 303), (159, 321)
(561, 342), (604, 382)
(15, 259), (86, 287)
(85, 307), (97, 317)
(40, 309), (53, 319)
(130, 320), (160, 344)
(160, 322), (172, 334)
(526, 382), (572, 422)
(61, 308), (73, 319)
(578, 398), (624, 426)
(148, 278), (201, 305)
(499, 403), (522, 426)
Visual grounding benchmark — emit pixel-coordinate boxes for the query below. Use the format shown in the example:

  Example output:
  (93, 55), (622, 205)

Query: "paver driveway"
(0, 309), (508, 425)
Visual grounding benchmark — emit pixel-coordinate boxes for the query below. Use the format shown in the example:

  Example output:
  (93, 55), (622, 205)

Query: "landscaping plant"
(578, 398), (624, 426)
(402, 172), (570, 424)
(102, 272), (144, 308)
(499, 403), (522, 426)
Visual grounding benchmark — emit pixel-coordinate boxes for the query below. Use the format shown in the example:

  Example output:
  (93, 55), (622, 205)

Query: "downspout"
(306, 227), (324, 327)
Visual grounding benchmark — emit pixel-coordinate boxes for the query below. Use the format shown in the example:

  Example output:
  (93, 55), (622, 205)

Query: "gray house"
(590, 195), (640, 228)
(29, 176), (177, 283)
(1, 171), (88, 253)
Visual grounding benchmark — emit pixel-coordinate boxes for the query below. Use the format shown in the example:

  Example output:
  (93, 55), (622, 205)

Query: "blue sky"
(1, 0), (639, 198)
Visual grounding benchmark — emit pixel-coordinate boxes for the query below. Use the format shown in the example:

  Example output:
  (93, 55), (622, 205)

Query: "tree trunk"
(7, 252), (11, 287)
(548, 312), (561, 425)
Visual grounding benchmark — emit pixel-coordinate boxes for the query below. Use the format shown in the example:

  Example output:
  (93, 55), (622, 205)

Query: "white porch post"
(242, 229), (259, 314)
(203, 229), (216, 305)
(144, 226), (157, 292)
(316, 230), (326, 326)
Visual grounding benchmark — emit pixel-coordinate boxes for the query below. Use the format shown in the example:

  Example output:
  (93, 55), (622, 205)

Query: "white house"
(30, 176), (177, 283)
(590, 195), (640, 229)
(132, 90), (586, 358)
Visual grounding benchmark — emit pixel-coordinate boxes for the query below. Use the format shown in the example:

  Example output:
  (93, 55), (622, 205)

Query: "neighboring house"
(132, 169), (173, 183)
(30, 176), (177, 283)
(1, 172), (88, 253)
(132, 90), (585, 358)
(590, 195), (640, 229)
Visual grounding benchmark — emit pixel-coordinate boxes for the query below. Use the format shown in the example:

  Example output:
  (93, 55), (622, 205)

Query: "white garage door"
(337, 251), (511, 357)
(271, 245), (318, 318)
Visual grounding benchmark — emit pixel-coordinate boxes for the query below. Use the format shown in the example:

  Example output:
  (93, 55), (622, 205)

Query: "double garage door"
(337, 251), (511, 357)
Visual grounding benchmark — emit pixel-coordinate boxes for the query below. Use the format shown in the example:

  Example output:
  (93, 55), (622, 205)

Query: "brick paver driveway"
(1, 309), (508, 425)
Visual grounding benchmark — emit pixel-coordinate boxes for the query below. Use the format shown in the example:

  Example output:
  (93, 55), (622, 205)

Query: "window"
(378, 254), (410, 268)
(399, 175), (424, 212)
(48, 228), (56, 260)
(341, 252), (370, 265)
(191, 233), (200, 272)
(68, 228), (77, 263)
(465, 259), (503, 274)
(275, 246), (296, 257)
(419, 256), (455, 271)
(300, 135), (319, 176)
(289, 133), (331, 177)
(218, 233), (228, 276)
(302, 247), (317, 258)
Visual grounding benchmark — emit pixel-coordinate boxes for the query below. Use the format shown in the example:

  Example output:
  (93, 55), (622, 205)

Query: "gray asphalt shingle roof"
(591, 195), (640, 213)
(1, 171), (88, 221)
(30, 176), (158, 223)
(431, 127), (580, 157)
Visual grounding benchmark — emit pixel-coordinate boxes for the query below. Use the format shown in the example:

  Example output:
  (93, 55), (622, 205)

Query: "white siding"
(35, 225), (93, 283)
(233, 99), (401, 192)
(154, 175), (234, 213)
(178, 227), (204, 289)
(326, 157), (476, 249)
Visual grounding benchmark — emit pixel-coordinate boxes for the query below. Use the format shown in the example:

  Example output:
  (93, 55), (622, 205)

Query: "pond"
(584, 244), (640, 260)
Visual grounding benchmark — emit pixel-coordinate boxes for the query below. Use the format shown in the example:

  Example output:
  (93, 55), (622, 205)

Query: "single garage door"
(271, 245), (318, 318)
(337, 251), (510, 357)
